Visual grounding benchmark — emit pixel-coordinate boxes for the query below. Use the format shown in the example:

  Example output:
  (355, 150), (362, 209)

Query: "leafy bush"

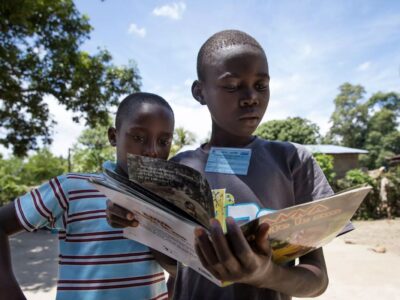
(314, 154), (336, 186)
(336, 169), (380, 220)
(0, 156), (28, 206)
(0, 150), (67, 206)
(385, 166), (400, 218)
(0, 176), (28, 206)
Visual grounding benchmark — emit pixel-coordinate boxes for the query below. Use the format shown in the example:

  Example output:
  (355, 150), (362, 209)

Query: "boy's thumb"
(255, 223), (271, 256)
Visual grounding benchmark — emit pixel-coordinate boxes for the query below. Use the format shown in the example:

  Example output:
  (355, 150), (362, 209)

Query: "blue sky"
(4, 1), (400, 157)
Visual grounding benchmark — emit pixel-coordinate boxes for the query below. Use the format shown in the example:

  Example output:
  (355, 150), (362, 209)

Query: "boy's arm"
(0, 202), (27, 300)
(268, 247), (328, 297)
(106, 201), (177, 276)
(195, 218), (328, 297)
(150, 249), (177, 277)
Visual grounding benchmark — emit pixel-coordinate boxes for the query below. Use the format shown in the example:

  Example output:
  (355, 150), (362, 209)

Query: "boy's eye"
(159, 138), (172, 147)
(222, 85), (239, 92)
(255, 82), (269, 91)
(130, 134), (145, 143)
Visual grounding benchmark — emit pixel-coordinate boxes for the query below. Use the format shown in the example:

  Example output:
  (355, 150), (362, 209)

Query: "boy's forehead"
(122, 103), (174, 125)
(206, 45), (268, 75)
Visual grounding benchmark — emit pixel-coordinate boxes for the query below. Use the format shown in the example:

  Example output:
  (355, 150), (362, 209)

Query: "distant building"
(304, 145), (368, 178)
(388, 154), (400, 167)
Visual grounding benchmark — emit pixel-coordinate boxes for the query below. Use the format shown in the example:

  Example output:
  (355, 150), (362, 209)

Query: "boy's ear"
(108, 127), (117, 147)
(192, 80), (206, 105)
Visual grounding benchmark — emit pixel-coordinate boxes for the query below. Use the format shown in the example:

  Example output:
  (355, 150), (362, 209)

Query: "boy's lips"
(238, 114), (260, 127)
(238, 114), (260, 121)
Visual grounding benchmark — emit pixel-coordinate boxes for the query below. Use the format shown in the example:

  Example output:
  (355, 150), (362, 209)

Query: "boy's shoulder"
(38, 172), (104, 194)
(257, 138), (312, 160)
(170, 146), (204, 170)
(170, 139), (314, 171)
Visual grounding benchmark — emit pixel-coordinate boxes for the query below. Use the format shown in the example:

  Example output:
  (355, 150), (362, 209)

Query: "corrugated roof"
(304, 144), (368, 154)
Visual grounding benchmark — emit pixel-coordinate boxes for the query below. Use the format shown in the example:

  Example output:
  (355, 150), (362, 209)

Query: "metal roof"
(304, 144), (368, 154)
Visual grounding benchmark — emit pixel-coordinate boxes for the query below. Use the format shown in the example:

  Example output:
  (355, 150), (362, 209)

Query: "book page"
(240, 186), (372, 264)
(90, 180), (222, 286)
(127, 154), (215, 228)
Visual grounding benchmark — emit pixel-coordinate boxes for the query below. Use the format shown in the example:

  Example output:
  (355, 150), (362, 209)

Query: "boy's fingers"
(106, 200), (135, 220)
(255, 223), (271, 256)
(209, 219), (241, 274)
(194, 242), (221, 280)
(194, 227), (227, 277)
(107, 214), (139, 228)
(225, 217), (255, 268)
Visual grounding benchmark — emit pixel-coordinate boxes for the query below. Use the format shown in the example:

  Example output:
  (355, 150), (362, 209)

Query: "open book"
(89, 154), (371, 286)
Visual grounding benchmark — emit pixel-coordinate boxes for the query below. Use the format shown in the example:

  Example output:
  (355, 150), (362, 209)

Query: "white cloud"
(152, 2), (186, 20)
(184, 78), (193, 87)
(0, 96), (86, 158)
(149, 83), (210, 143)
(128, 23), (146, 37)
(357, 61), (371, 71)
(45, 96), (86, 157)
(172, 103), (211, 143)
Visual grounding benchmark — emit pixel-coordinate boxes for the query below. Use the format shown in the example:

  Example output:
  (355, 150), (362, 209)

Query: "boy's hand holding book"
(106, 200), (139, 228)
(194, 217), (275, 287)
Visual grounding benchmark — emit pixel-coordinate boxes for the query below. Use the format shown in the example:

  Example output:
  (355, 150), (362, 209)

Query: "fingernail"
(131, 220), (139, 227)
(226, 217), (235, 225)
(194, 227), (204, 237)
(127, 213), (133, 220)
(210, 218), (220, 227)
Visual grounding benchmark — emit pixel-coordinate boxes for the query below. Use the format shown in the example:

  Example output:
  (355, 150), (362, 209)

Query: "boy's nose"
(142, 142), (158, 158)
(240, 89), (259, 107)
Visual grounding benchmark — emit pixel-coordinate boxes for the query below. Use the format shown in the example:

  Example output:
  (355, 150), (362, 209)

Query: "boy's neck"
(206, 131), (256, 149)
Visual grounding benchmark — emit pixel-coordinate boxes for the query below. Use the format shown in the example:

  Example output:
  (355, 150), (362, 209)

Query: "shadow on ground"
(10, 230), (58, 293)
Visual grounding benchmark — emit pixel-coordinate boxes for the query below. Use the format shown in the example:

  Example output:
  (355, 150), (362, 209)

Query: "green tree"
(314, 154), (336, 186)
(71, 119), (115, 173)
(0, 155), (27, 206)
(255, 117), (320, 144)
(368, 91), (400, 114)
(21, 148), (67, 186)
(325, 83), (368, 148)
(360, 106), (400, 169)
(0, 0), (141, 156)
(326, 85), (400, 169)
(336, 169), (379, 219)
(170, 127), (196, 157)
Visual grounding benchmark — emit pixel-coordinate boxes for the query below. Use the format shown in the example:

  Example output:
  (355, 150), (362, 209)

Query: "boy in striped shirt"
(0, 92), (176, 300)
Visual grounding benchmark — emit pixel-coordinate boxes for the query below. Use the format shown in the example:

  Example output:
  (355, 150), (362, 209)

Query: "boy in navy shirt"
(108, 31), (331, 300)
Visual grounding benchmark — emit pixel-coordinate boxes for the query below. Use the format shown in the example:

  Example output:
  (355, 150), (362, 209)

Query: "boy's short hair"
(197, 29), (265, 81)
(115, 92), (174, 129)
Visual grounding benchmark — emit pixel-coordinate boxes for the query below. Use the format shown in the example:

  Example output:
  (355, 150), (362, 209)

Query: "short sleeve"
(14, 175), (69, 231)
(292, 148), (334, 205)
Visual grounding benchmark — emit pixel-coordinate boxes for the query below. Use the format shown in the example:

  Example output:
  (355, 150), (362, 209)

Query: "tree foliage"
(326, 83), (400, 169)
(0, 0), (141, 156)
(170, 127), (196, 157)
(0, 155), (26, 205)
(336, 169), (379, 220)
(71, 118), (115, 173)
(0, 149), (67, 205)
(21, 148), (67, 186)
(325, 83), (368, 148)
(314, 154), (336, 185)
(255, 117), (320, 144)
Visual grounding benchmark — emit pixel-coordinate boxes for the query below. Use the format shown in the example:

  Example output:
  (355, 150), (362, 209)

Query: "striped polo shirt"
(15, 161), (168, 300)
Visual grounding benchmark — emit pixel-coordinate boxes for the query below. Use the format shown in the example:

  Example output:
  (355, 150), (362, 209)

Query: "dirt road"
(9, 220), (400, 300)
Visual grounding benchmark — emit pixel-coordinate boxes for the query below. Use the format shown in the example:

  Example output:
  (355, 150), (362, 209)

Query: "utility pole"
(68, 148), (72, 172)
